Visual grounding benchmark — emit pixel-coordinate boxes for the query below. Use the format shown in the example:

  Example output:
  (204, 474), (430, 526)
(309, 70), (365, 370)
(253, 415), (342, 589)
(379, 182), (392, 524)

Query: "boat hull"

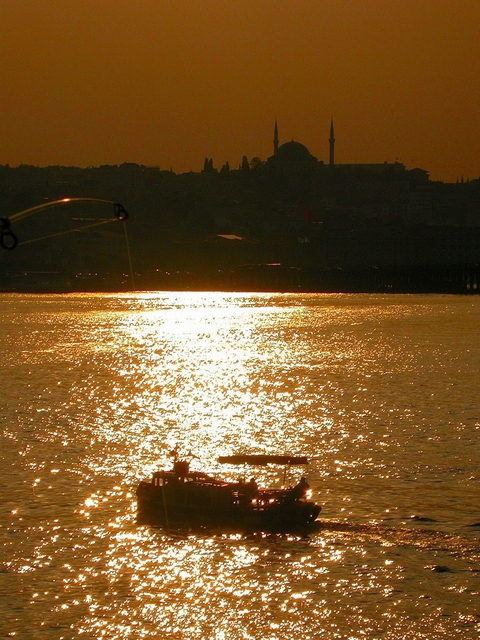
(136, 479), (321, 533)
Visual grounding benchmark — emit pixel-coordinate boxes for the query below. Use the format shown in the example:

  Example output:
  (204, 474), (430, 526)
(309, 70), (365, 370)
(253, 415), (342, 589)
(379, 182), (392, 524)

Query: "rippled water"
(1, 292), (479, 639)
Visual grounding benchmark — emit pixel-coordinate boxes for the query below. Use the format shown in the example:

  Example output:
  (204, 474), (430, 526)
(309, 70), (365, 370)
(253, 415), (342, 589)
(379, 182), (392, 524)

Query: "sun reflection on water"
(2, 293), (480, 638)
(69, 293), (351, 484)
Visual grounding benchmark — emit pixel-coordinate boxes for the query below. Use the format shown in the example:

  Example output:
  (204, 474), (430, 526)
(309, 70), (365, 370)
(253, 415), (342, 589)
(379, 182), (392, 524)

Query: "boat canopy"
(217, 455), (309, 466)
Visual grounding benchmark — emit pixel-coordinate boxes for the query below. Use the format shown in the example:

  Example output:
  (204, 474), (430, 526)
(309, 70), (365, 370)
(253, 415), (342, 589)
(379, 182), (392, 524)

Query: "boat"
(136, 452), (321, 533)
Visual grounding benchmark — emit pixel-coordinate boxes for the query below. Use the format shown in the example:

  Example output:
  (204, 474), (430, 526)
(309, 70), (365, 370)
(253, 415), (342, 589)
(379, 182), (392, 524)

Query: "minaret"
(329, 117), (335, 166)
(273, 119), (279, 155)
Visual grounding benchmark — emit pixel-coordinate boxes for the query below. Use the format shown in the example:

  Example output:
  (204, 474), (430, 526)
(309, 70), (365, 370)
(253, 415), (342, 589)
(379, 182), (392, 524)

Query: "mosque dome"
(266, 124), (319, 195)
(276, 140), (313, 162)
(269, 140), (317, 177)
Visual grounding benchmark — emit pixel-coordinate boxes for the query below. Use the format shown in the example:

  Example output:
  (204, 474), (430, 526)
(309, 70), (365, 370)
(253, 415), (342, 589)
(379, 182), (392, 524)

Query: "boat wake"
(314, 518), (480, 560)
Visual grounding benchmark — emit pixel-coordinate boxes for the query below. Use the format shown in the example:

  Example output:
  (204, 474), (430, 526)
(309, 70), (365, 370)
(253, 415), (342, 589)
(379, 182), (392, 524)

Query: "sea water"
(0, 292), (479, 639)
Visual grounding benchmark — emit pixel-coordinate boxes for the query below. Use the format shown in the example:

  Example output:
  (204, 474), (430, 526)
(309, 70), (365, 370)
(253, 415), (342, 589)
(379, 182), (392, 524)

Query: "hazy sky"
(1, 0), (479, 181)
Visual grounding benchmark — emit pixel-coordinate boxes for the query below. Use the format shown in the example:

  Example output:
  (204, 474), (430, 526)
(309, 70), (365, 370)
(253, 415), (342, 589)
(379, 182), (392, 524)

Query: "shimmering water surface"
(0, 292), (479, 639)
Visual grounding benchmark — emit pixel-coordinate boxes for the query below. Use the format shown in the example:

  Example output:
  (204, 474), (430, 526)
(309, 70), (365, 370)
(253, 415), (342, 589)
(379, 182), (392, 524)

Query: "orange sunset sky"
(1, 0), (479, 182)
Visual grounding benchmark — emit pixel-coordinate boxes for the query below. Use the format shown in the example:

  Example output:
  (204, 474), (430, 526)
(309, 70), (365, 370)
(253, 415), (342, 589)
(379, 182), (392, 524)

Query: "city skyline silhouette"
(1, 1), (479, 182)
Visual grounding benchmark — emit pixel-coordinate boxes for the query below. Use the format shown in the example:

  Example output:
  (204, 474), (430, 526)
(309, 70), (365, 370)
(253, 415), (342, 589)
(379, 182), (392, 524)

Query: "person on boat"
(246, 477), (258, 499)
(291, 476), (309, 499)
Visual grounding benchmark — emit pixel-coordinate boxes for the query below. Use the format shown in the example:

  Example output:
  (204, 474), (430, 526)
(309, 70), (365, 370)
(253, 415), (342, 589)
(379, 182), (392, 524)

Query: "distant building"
(267, 119), (405, 177)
